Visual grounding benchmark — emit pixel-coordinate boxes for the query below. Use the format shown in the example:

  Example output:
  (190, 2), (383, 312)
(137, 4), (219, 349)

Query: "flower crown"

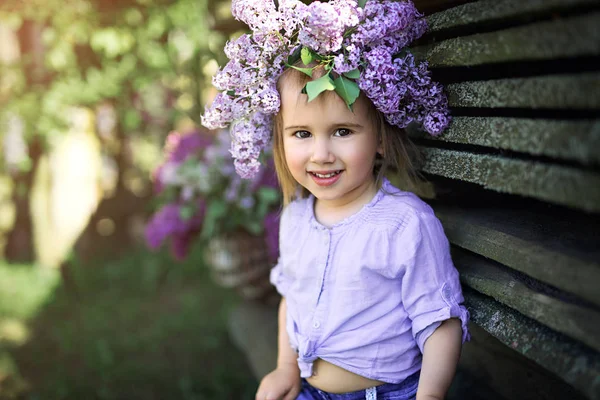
(201, 0), (450, 179)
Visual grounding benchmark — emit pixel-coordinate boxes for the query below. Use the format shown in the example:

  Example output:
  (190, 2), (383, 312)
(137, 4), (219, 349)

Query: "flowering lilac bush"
(201, 0), (450, 179)
(145, 129), (280, 260)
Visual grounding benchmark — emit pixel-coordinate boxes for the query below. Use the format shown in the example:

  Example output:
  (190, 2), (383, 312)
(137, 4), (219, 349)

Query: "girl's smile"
(280, 77), (382, 217)
(308, 169), (343, 186)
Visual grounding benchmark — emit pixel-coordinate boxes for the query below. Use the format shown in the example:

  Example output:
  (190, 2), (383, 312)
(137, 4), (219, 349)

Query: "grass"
(0, 247), (258, 400)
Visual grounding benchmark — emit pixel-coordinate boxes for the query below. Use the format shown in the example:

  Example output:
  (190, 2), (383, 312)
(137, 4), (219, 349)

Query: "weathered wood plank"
(446, 73), (600, 109)
(426, 0), (599, 33)
(465, 289), (600, 400)
(413, 0), (473, 15)
(454, 248), (600, 352)
(414, 12), (600, 67)
(435, 205), (600, 306)
(409, 117), (600, 165)
(458, 324), (588, 400)
(420, 147), (600, 212)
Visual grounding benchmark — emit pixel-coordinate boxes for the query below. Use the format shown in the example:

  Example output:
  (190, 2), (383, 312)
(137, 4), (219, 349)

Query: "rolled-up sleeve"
(399, 211), (470, 353)
(270, 261), (290, 296)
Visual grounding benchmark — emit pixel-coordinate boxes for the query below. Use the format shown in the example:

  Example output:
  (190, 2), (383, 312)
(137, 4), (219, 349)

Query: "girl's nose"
(310, 138), (335, 164)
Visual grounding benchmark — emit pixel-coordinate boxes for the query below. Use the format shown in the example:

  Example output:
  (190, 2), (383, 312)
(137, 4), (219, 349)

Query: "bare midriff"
(305, 358), (385, 394)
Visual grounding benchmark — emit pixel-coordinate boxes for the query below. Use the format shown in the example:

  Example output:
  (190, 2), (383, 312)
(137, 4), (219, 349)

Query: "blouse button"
(313, 321), (321, 329)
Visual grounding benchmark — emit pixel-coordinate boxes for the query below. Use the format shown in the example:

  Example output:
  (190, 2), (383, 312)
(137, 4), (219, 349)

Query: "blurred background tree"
(0, 0), (247, 266)
(0, 1), (263, 398)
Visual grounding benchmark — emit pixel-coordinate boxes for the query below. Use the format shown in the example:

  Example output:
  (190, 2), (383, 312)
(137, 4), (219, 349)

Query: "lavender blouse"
(270, 178), (470, 383)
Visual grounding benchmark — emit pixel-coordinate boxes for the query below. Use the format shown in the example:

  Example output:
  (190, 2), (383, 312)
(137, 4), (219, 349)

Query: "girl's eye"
(334, 128), (352, 137)
(294, 130), (311, 139)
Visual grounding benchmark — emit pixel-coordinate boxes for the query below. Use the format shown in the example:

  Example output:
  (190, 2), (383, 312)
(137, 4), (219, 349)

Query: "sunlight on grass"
(0, 249), (257, 399)
(0, 319), (29, 346)
(0, 263), (60, 320)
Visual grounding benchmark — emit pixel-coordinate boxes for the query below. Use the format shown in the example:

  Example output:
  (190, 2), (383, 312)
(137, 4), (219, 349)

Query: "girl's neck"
(313, 179), (379, 227)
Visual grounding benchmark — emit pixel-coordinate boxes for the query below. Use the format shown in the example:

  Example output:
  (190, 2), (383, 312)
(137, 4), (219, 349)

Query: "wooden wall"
(408, 0), (600, 398)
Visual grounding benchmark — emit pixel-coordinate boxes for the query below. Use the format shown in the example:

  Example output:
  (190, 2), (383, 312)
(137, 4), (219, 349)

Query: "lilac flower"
(230, 112), (272, 178)
(263, 211), (280, 263)
(231, 0), (278, 31)
(279, 0), (308, 35)
(166, 131), (212, 163)
(424, 111), (451, 136)
(254, 85), (280, 114)
(146, 128), (281, 261)
(240, 196), (255, 209)
(144, 201), (205, 258)
(201, 0), (451, 178)
(333, 43), (361, 74)
(298, 1), (349, 53)
(170, 234), (193, 261)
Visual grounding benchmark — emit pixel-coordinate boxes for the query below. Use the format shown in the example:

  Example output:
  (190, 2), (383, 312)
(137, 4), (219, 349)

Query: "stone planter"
(204, 230), (279, 304)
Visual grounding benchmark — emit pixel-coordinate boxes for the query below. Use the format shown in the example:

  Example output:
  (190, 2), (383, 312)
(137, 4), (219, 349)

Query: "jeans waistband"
(300, 370), (420, 400)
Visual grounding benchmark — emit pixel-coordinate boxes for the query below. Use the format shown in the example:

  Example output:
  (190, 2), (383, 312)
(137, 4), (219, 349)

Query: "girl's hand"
(255, 364), (301, 400)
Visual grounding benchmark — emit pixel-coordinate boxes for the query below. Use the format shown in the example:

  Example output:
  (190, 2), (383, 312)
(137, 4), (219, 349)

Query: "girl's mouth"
(309, 170), (343, 186)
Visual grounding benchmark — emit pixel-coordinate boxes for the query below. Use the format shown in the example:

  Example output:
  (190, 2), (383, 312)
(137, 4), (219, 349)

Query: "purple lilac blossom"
(263, 210), (280, 263)
(153, 131), (212, 193)
(170, 234), (194, 261)
(166, 131), (212, 163)
(298, 1), (359, 53)
(230, 112), (273, 178)
(231, 0), (278, 31)
(144, 201), (205, 259)
(279, 0), (308, 36)
(239, 196), (255, 209)
(201, 0), (451, 178)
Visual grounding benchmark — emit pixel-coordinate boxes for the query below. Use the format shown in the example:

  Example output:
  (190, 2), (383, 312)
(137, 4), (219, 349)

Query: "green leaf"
(358, 0), (367, 8)
(333, 76), (360, 110)
(179, 204), (196, 221)
(200, 201), (228, 240)
(306, 74), (336, 102)
(244, 220), (263, 235)
(257, 187), (280, 205)
(286, 46), (302, 66)
(286, 64), (313, 77)
(343, 69), (360, 79)
(301, 47), (313, 66)
(123, 109), (142, 131)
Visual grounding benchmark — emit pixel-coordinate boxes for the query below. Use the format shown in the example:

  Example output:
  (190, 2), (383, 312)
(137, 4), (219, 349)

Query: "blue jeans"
(296, 371), (420, 400)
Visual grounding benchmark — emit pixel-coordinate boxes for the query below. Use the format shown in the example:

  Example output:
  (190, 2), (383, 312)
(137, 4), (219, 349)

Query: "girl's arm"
(276, 297), (299, 369)
(255, 297), (301, 400)
(416, 318), (463, 400)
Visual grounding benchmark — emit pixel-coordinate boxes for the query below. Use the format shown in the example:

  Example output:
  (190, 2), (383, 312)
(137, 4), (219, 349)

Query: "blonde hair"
(273, 66), (421, 205)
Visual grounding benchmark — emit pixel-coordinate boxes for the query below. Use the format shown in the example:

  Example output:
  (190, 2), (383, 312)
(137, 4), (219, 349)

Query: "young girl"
(201, 0), (470, 399)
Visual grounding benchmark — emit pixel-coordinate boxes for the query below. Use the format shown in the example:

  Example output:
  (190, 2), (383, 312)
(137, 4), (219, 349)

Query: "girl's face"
(279, 79), (382, 209)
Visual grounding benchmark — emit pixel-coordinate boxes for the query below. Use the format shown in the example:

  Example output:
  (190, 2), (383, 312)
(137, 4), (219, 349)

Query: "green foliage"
(0, 248), (258, 399)
(301, 47), (314, 66)
(306, 73), (336, 102)
(293, 46), (363, 110)
(343, 69), (360, 79)
(333, 76), (360, 111)
(288, 65), (314, 77)
(0, 264), (60, 320)
(200, 200), (228, 240)
(0, 0), (226, 154)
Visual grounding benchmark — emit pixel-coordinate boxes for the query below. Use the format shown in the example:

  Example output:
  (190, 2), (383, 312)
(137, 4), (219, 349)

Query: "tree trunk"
(4, 21), (46, 263)
(4, 139), (42, 263)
